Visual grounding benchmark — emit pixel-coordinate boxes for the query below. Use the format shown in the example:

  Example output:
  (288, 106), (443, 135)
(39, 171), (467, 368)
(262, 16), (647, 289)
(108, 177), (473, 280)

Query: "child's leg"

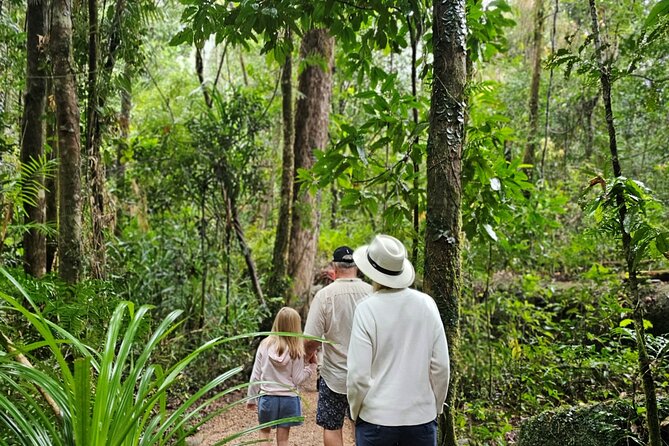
(276, 426), (290, 446)
(259, 427), (271, 443)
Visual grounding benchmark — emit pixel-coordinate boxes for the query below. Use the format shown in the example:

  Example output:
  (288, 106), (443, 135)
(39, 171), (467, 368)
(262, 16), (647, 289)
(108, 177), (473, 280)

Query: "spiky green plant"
(0, 269), (298, 445)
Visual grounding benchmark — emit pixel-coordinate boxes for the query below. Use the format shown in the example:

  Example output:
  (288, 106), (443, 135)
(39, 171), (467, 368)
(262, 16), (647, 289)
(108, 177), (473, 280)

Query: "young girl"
(247, 307), (317, 445)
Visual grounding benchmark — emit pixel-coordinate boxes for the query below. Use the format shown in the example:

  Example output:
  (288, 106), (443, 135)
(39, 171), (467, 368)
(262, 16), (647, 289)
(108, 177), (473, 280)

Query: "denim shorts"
(257, 395), (303, 428)
(316, 377), (350, 430)
(355, 418), (437, 446)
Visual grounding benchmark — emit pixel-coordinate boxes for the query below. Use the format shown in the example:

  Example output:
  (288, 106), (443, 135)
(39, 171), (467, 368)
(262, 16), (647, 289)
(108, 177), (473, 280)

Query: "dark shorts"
(316, 376), (350, 430)
(257, 395), (303, 428)
(355, 418), (437, 446)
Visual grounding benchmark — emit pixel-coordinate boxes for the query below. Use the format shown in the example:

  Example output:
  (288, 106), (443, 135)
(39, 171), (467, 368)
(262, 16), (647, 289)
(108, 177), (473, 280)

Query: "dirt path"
(187, 374), (355, 446)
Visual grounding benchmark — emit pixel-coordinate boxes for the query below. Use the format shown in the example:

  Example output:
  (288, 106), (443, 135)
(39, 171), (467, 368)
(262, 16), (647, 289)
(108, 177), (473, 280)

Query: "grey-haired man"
(304, 246), (372, 446)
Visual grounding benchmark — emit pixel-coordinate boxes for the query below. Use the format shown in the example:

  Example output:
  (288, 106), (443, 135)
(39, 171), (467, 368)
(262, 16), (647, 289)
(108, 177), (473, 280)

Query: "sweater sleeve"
(346, 306), (373, 421)
(430, 313), (450, 414)
(247, 342), (264, 404)
(291, 354), (317, 387)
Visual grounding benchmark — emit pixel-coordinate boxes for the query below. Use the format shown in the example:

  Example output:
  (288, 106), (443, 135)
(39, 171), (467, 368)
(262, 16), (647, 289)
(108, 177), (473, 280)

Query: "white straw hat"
(352, 234), (415, 289)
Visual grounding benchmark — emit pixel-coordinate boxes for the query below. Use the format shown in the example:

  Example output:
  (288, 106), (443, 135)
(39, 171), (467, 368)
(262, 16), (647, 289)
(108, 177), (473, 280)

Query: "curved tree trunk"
(51, 0), (83, 284)
(267, 50), (295, 301)
(21, 0), (48, 278)
(523, 0), (545, 177)
(287, 29), (334, 306)
(425, 1), (467, 445)
(588, 1), (661, 445)
(582, 94), (598, 160)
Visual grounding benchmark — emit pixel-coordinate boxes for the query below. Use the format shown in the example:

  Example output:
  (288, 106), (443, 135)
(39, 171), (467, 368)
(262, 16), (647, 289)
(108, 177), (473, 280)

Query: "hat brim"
(353, 245), (415, 289)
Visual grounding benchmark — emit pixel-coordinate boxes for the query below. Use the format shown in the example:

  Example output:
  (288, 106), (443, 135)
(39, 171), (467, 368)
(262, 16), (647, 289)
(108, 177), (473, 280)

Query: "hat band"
(367, 253), (403, 276)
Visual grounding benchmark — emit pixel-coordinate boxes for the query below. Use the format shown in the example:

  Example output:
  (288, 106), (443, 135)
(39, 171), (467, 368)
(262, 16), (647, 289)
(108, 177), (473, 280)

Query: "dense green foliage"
(0, 0), (668, 444)
(518, 399), (669, 446)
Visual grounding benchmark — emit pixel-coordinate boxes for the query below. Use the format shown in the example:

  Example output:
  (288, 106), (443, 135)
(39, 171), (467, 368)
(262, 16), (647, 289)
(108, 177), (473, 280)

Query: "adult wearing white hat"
(347, 234), (450, 446)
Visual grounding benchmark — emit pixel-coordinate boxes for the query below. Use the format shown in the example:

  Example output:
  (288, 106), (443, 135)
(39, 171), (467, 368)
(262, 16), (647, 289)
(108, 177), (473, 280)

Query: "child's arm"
(291, 353), (317, 387)
(246, 343), (264, 407)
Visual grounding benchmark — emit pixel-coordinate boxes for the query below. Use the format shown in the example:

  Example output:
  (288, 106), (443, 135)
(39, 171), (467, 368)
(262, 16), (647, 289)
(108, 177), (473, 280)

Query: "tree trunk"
(45, 79), (58, 274)
(231, 203), (265, 306)
(588, 1), (661, 445)
(195, 47), (212, 107)
(425, 1), (467, 445)
(21, 0), (48, 278)
(287, 29), (334, 306)
(582, 94), (598, 159)
(408, 10), (423, 262)
(51, 0), (83, 284)
(267, 51), (294, 300)
(110, 64), (132, 237)
(523, 0), (545, 177)
(85, 0), (106, 279)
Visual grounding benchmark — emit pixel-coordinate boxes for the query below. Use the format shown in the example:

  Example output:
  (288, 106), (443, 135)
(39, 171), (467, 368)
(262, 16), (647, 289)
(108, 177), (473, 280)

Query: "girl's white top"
(247, 338), (317, 401)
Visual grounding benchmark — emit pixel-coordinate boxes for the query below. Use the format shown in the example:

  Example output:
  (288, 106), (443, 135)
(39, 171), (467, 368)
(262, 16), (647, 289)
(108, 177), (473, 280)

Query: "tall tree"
(424, 0), (467, 445)
(267, 45), (295, 301)
(21, 0), (48, 277)
(588, 1), (661, 445)
(85, 0), (106, 278)
(85, 0), (126, 278)
(523, 0), (545, 175)
(287, 28), (334, 306)
(51, 0), (83, 284)
(45, 101), (58, 274)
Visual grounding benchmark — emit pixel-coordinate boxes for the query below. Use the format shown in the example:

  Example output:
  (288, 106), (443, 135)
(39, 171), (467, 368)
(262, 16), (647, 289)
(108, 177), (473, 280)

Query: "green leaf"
(483, 224), (498, 242)
(619, 318), (634, 327)
(655, 232), (669, 259)
(645, 0), (669, 28)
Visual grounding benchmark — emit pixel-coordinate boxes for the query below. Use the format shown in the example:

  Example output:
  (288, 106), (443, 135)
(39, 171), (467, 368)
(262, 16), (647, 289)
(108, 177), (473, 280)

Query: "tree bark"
(588, 1), (661, 445)
(45, 80), (58, 274)
(582, 94), (598, 159)
(267, 51), (294, 300)
(425, 1), (467, 445)
(51, 0), (83, 284)
(408, 9), (423, 262)
(21, 0), (48, 278)
(195, 47), (212, 107)
(117, 67), (131, 180)
(523, 0), (545, 177)
(85, 0), (106, 279)
(287, 29), (334, 306)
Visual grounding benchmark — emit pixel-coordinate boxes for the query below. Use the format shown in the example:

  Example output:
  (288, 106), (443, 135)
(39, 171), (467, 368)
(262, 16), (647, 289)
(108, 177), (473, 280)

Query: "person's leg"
(276, 426), (290, 446)
(258, 427), (271, 443)
(315, 377), (348, 446)
(257, 396), (279, 444)
(323, 428), (343, 446)
(397, 420), (437, 446)
(355, 419), (399, 446)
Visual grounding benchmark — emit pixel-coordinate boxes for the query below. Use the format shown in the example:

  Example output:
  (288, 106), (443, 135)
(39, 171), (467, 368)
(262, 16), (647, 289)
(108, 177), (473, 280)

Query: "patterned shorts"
(316, 377), (350, 430)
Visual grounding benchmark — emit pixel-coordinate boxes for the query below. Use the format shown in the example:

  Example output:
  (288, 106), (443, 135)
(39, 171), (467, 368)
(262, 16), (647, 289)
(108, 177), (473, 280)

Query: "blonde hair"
(265, 307), (305, 360)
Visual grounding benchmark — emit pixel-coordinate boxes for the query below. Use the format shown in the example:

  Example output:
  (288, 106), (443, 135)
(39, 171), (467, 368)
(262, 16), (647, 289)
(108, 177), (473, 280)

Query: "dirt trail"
(186, 374), (355, 446)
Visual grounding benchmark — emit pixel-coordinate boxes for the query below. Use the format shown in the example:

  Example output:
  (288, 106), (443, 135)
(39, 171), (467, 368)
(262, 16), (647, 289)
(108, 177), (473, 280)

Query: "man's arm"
(430, 317), (450, 414)
(347, 308), (373, 421)
(303, 292), (326, 355)
(305, 339), (321, 356)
